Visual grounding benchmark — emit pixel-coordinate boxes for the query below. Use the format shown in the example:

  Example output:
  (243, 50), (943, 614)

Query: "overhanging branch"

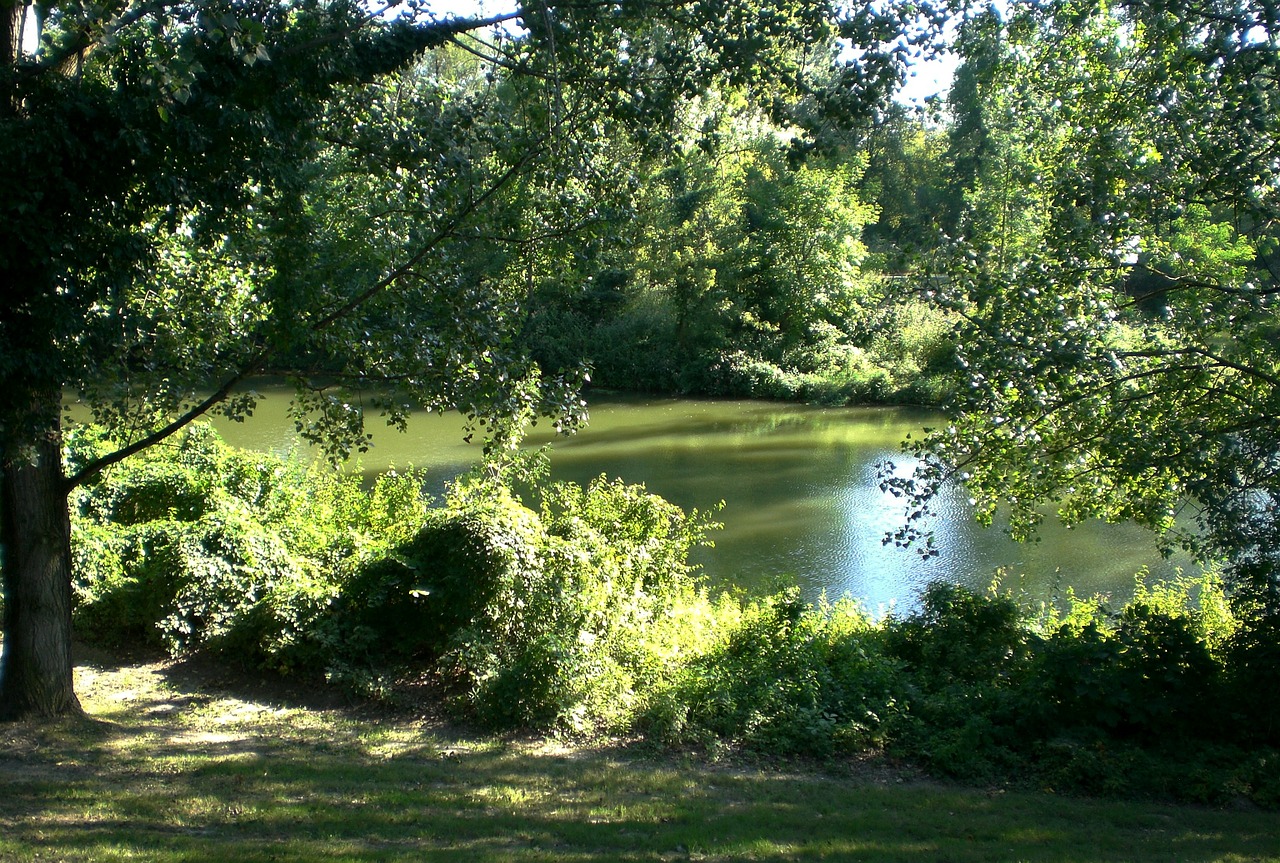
(63, 354), (266, 491)
(67, 112), (567, 490)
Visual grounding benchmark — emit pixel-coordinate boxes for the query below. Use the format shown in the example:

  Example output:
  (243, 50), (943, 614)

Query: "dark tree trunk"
(0, 412), (82, 721)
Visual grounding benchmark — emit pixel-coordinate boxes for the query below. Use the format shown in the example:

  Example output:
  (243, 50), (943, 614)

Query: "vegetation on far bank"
(56, 425), (1280, 810)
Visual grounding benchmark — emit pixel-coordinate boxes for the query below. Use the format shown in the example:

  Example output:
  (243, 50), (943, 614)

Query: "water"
(202, 387), (1192, 610)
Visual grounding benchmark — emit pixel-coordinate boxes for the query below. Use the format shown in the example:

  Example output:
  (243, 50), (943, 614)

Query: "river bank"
(116, 386), (1191, 608)
(4, 645), (1279, 863)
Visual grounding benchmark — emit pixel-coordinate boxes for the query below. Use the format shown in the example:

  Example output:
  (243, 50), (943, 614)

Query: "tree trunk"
(0, 413), (82, 721)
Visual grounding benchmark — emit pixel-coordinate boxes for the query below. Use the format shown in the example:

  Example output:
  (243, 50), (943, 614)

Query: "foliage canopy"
(892, 0), (1280, 607)
(1, 0), (944, 718)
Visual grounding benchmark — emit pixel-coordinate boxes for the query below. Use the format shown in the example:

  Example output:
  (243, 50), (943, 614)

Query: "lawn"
(2, 649), (1277, 863)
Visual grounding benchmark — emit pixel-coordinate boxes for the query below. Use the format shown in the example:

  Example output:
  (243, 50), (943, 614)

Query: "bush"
(69, 423), (725, 732)
(876, 584), (1034, 779)
(330, 484), (546, 670)
(585, 304), (683, 393)
(81, 461), (216, 526)
(70, 423), (426, 666)
(307, 464), (725, 732)
(435, 473), (723, 732)
(864, 576), (1280, 801)
(645, 589), (900, 757)
(75, 507), (310, 658)
(883, 582), (1031, 686)
(73, 520), (193, 648)
(155, 507), (306, 656)
(1221, 608), (1280, 747)
(1032, 603), (1221, 742)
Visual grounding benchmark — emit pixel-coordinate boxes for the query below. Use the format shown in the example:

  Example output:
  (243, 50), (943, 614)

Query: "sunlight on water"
(188, 387), (1195, 610)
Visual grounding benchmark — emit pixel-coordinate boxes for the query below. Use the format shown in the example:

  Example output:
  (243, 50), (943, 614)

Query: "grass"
(2, 651), (1279, 862)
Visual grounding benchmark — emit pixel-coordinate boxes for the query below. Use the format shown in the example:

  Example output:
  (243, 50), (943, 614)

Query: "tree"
(858, 102), (952, 266)
(1, 0), (935, 719)
(894, 0), (1280, 607)
(507, 65), (893, 396)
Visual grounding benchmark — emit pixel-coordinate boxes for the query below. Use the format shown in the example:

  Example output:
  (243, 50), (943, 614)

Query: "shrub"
(433, 473), (723, 732)
(71, 521), (147, 646)
(866, 301), (958, 385)
(73, 520), (187, 648)
(83, 461), (216, 526)
(1221, 607), (1280, 747)
(1037, 603), (1220, 742)
(645, 589), (900, 757)
(70, 423), (426, 666)
(1020, 573), (1237, 744)
(156, 506), (307, 656)
(76, 507), (310, 658)
(876, 584), (1035, 779)
(586, 303), (683, 392)
(330, 484), (546, 670)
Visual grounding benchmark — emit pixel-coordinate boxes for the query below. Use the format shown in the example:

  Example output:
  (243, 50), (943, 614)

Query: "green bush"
(76, 508), (309, 658)
(83, 461), (216, 526)
(71, 521), (152, 646)
(585, 304), (683, 393)
(434, 472), (723, 732)
(69, 423), (725, 732)
(874, 584), (1035, 779)
(156, 507), (305, 656)
(645, 589), (900, 757)
(330, 484), (546, 669)
(883, 582), (1031, 686)
(1221, 608), (1280, 747)
(300, 462), (726, 732)
(1031, 603), (1220, 742)
(865, 576), (1280, 801)
(70, 423), (427, 666)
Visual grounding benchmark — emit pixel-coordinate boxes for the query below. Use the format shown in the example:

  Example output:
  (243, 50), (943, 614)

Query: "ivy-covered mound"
(69, 425), (1280, 806)
(69, 423), (726, 733)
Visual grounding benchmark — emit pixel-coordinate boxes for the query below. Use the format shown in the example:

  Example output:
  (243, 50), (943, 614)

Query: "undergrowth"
(68, 423), (1280, 807)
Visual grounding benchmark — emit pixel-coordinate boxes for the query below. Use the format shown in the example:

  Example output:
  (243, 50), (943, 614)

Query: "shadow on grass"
(2, 654), (1279, 862)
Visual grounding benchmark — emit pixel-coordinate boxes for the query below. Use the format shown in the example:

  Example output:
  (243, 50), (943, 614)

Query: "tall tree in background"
(898, 0), (1280, 608)
(0, 0), (936, 719)
(858, 102), (951, 266)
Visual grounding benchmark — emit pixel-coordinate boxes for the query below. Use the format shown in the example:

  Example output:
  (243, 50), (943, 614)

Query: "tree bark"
(0, 410), (82, 721)
(2, 1), (23, 66)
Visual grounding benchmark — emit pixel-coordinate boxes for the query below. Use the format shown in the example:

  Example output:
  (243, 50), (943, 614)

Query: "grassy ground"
(2, 650), (1279, 863)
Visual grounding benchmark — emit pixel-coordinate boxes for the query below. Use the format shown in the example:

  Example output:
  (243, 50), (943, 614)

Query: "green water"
(201, 387), (1192, 610)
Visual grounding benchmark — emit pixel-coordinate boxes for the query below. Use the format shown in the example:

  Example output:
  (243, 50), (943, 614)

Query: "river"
(202, 387), (1192, 611)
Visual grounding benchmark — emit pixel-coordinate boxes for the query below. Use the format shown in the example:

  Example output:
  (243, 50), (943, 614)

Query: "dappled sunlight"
(6, 651), (1280, 863)
(168, 730), (251, 746)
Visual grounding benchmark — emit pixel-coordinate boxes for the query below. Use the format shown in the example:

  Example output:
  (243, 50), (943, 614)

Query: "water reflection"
(524, 398), (1194, 610)
(196, 389), (1191, 610)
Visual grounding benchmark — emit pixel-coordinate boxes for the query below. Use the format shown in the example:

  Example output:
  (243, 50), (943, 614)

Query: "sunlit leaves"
(905, 0), (1280, 600)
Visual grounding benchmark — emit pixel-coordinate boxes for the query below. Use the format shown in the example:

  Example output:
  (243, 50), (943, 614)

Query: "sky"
(894, 51), (959, 106)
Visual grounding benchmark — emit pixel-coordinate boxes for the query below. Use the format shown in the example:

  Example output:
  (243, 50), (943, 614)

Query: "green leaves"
(902, 0), (1280, 602)
(2, 0), (943, 479)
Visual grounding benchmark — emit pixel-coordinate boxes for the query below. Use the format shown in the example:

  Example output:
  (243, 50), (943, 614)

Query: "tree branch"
(1120, 346), (1280, 390)
(63, 353), (267, 491)
(309, 133), (554, 333)
(67, 100), (573, 488)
